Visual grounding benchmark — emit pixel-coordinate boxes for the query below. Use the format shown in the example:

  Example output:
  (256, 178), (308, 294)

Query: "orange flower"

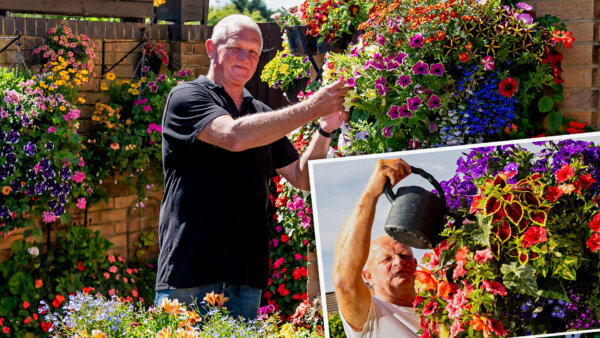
(35, 279), (43, 288)
(156, 327), (172, 338)
(159, 298), (183, 315)
(470, 316), (490, 337)
(437, 280), (452, 300)
(459, 52), (470, 63)
(414, 265), (438, 291)
(203, 291), (228, 307)
(2, 186), (10, 195)
(455, 246), (470, 265)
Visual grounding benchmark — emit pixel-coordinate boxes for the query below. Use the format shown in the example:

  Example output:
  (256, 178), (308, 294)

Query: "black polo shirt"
(156, 76), (299, 290)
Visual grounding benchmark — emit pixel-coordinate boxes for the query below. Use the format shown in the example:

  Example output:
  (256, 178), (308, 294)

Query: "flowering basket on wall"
(413, 139), (600, 337)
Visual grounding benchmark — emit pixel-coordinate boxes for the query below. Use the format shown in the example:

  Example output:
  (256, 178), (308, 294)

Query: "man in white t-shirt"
(333, 158), (421, 337)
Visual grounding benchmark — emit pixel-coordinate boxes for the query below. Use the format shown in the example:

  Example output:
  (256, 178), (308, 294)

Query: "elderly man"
(333, 158), (421, 337)
(154, 14), (348, 318)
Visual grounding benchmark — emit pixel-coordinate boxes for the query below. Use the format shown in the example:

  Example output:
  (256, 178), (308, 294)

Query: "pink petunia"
(474, 248), (493, 263)
(452, 260), (467, 279)
(76, 197), (86, 210)
(481, 280), (507, 296)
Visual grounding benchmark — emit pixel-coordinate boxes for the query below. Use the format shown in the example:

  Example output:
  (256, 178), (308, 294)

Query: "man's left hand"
(319, 111), (349, 133)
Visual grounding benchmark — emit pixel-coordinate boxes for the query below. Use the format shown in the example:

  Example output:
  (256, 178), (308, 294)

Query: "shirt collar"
(197, 75), (254, 101)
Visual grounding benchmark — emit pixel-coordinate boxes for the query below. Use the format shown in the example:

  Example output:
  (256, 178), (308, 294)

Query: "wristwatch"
(317, 125), (336, 138)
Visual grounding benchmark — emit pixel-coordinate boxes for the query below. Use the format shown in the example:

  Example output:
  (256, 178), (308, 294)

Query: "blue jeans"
(155, 283), (262, 320)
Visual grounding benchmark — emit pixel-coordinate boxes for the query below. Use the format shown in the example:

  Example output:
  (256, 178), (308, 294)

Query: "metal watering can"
(383, 166), (457, 249)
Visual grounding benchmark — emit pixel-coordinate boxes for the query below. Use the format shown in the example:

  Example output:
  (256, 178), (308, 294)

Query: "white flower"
(28, 246), (39, 256)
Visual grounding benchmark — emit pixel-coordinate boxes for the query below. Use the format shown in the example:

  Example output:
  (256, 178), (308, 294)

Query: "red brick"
(90, 208), (129, 224)
(592, 111), (600, 127)
(562, 66), (593, 87)
(182, 42), (195, 55)
(89, 198), (115, 212)
(561, 44), (594, 66)
(566, 21), (596, 42)
(115, 221), (129, 234)
(564, 111), (593, 124)
(106, 234), (128, 248)
(182, 54), (205, 68)
(533, 0), (597, 21)
(559, 89), (599, 110)
(115, 195), (139, 209)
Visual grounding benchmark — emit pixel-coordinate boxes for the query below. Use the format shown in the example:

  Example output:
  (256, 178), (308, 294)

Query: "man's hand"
(319, 110), (349, 133)
(307, 79), (349, 118)
(364, 158), (412, 198)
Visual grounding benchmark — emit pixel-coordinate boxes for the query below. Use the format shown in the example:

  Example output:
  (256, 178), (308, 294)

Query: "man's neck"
(374, 292), (415, 307)
(206, 70), (244, 108)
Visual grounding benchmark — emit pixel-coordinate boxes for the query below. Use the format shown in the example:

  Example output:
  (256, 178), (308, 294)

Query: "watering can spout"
(383, 166), (448, 249)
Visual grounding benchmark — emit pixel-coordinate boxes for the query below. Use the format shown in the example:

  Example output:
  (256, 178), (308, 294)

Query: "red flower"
(545, 186), (564, 202)
(488, 318), (506, 336)
(82, 287), (94, 294)
(458, 52), (469, 63)
(281, 234), (289, 243)
(52, 294), (65, 308)
(2, 326), (9, 334)
(455, 246), (469, 265)
(293, 268), (302, 280)
(574, 173), (596, 191)
(24, 317), (31, 324)
(521, 226), (547, 248)
(481, 280), (507, 296)
(499, 77), (518, 98)
(277, 283), (290, 296)
(77, 261), (85, 271)
(589, 213), (600, 232)
(41, 322), (52, 332)
(33, 313), (38, 321)
(422, 300), (438, 316)
(23, 301), (30, 309)
(555, 164), (575, 183)
(587, 233), (600, 252)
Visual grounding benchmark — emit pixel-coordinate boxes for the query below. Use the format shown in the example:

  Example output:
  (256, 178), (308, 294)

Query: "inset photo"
(309, 132), (600, 338)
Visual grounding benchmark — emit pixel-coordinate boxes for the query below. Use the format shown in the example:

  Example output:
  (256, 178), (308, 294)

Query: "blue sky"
(308, 132), (600, 294)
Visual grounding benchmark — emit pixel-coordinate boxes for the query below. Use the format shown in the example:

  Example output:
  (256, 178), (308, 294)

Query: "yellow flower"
(344, 89), (358, 111)
(365, 88), (377, 101)
(154, 0), (166, 7)
(364, 44), (380, 56)
(279, 323), (294, 338)
(203, 291), (228, 307)
(74, 328), (89, 338)
(105, 72), (116, 81)
(130, 82), (140, 89)
(81, 69), (89, 75)
(100, 82), (108, 91)
(78, 97), (86, 104)
(59, 106), (66, 112)
(141, 76), (147, 83)
(156, 327), (172, 338)
(131, 89), (140, 95)
(160, 298), (183, 314)
(122, 79), (130, 84)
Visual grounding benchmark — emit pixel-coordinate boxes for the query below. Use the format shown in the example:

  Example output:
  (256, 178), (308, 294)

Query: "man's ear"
(206, 40), (216, 60)
(362, 270), (373, 287)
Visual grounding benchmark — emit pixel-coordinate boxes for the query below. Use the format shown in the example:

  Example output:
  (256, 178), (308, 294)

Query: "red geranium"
(555, 164), (575, 183)
(521, 226), (547, 248)
(499, 77), (518, 98)
(590, 213), (600, 232)
(544, 185), (564, 202)
(574, 173), (596, 191)
(586, 233), (600, 252)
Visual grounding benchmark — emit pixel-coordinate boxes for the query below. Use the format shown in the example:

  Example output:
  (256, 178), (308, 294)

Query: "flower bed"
(413, 139), (600, 337)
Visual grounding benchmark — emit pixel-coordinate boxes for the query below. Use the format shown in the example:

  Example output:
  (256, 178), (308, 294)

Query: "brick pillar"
(531, 0), (600, 126)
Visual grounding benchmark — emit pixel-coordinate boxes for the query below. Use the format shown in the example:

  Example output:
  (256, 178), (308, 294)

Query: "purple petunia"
(375, 77), (389, 96)
(410, 33), (424, 48)
(6, 130), (19, 144)
(515, 13), (533, 25)
(23, 142), (36, 156)
(382, 126), (393, 138)
(407, 96), (422, 111)
(412, 61), (429, 75)
(387, 105), (399, 119)
(429, 63), (444, 76)
(516, 2), (533, 10)
(376, 34), (387, 46)
(394, 52), (408, 65)
(398, 104), (412, 117)
(428, 95), (441, 109)
(397, 75), (412, 88)
(346, 78), (357, 87)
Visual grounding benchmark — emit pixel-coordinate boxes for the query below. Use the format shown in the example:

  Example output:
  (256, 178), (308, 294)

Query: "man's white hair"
(211, 14), (263, 50)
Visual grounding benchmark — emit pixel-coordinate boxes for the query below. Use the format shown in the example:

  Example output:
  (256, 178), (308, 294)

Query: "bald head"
(365, 235), (414, 271)
(210, 14), (263, 50)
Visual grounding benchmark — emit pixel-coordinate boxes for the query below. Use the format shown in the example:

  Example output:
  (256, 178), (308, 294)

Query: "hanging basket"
(284, 78), (308, 104)
(285, 25), (317, 57)
(146, 56), (163, 75)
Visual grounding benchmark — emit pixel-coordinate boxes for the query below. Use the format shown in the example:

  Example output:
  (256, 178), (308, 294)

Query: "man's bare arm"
(333, 158), (411, 331)
(197, 80), (348, 152)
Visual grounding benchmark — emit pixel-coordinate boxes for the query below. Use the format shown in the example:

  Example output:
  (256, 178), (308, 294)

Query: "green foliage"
(328, 311), (347, 338)
(208, 3), (269, 25)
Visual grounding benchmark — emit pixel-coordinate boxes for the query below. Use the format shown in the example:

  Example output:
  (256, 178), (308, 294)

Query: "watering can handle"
(384, 166), (449, 214)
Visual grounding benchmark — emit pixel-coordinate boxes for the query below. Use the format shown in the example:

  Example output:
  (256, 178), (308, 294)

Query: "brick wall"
(530, 0), (600, 124)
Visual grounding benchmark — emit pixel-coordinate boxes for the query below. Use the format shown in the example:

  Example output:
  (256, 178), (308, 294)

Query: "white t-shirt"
(340, 295), (421, 338)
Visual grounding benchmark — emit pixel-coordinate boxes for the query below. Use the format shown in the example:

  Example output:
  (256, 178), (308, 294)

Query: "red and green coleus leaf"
(528, 209), (547, 226)
(492, 174), (508, 189)
(518, 218), (529, 233)
(518, 249), (529, 265)
(494, 220), (512, 243)
(484, 195), (502, 216)
(521, 192), (540, 208)
(504, 201), (524, 224)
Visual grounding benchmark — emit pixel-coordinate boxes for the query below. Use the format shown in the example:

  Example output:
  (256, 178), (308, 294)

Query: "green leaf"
(547, 110), (563, 133)
(0, 297), (17, 316)
(538, 96), (554, 113)
(552, 92), (564, 103)
(500, 262), (540, 297)
(537, 276), (569, 301)
(8, 272), (25, 295)
(351, 108), (370, 122)
(472, 216), (492, 247)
